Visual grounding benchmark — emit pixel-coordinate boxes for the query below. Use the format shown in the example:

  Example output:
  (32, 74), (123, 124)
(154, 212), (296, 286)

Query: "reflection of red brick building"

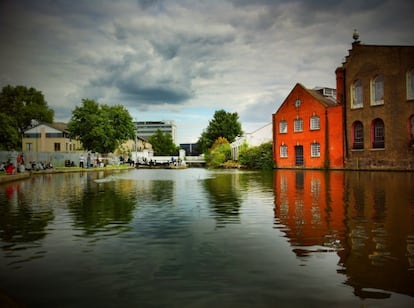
(273, 170), (345, 248)
(272, 83), (344, 169)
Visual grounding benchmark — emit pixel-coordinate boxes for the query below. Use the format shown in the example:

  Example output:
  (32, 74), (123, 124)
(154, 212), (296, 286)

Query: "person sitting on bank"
(5, 162), (16, 175)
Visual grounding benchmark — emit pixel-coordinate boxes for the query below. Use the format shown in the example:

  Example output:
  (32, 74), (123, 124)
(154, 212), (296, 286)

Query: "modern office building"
(135, 121), (177, 144)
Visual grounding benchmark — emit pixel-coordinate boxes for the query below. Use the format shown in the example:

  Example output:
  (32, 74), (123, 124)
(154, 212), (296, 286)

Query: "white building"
(135, 121), (177, 144)
(231, 123), (273, 160)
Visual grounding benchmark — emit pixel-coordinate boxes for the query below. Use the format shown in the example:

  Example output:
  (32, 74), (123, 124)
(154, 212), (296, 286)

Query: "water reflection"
(67, 179), (137, 236)
(203, 170), (274, 227)
(0, 169), (413, 306)
(273, 170), (414, 298)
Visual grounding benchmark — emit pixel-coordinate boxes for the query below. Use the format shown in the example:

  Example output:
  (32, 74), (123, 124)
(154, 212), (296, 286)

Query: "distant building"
(135, 121), (177, 144)
(180, 143), (200, 156)
(272, 83), (344, 169)
(22, 122), (82, 152)
(336, 38), (414, 170)
(230, 123), (272, 160)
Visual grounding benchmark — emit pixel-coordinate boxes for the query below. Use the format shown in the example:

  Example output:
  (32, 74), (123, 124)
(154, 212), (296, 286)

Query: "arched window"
(352, 121), (364, 149)
(371, 75), (384, 105)
(351, 79), (363, 108)
(372, 118), (385, 149)
(409, 115), (414, 146)
(407, 68), (414, 100)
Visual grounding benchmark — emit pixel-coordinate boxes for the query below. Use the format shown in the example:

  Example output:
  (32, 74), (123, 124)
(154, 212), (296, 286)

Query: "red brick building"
(336, 39), (414, 170)
(272, 83), (344, 169)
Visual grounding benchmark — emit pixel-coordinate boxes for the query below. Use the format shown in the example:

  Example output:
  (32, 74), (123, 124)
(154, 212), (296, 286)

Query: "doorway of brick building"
(295, 145), (304, 166)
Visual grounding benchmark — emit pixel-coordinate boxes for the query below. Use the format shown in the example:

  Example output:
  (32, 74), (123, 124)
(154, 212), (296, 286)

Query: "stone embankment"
(0, 166), (134, 184)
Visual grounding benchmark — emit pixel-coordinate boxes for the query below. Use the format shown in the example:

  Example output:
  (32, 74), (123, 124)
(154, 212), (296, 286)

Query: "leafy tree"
(205, 137), (231, 168)
(0, 113), (20, 150)
(238, 141), (274, 170)
(0, 85), (54, 149)
(197, 109), (242, 153)
(68, 99), (135, 153)
(148, 129), (180, 156)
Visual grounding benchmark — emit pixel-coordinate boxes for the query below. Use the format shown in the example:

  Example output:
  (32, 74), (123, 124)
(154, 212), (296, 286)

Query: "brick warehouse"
(336, 37), (414, 170)
(272, 83), (344, 169)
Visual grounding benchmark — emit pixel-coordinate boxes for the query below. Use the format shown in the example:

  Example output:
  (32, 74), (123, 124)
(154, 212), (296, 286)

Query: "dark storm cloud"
(0, 0), (413, 142)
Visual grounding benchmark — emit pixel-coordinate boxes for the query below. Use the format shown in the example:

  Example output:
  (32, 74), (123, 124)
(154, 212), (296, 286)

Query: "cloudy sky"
(1, 0), (413, 144)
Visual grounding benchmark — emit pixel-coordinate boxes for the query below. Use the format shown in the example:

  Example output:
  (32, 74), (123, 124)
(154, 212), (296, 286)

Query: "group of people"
(1, 150), (54, 175)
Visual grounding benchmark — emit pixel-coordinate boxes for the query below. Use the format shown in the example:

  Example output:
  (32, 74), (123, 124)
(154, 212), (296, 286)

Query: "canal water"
(0, 168), (413, 307)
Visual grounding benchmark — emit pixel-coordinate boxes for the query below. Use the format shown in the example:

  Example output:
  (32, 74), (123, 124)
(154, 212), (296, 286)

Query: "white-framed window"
(310, 116), (320, 130)
(294, 118), (303, 132)
(407, 68), (414, 100)
(371, 75), (384, 105)
(279, 120), (287, 134)
(351, 79), (363, 108)
(26, 143), (33, 151)
(311, 142), (320, 157)
(280, 144), (288, 158)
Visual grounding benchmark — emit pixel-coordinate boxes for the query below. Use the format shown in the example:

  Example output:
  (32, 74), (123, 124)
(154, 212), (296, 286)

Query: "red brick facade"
(272, 83), (344, 169)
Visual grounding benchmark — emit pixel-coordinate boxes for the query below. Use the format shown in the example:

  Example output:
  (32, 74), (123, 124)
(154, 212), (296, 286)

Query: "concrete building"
(272, 83), (344, 169)
(336, 36), (414, 170)
(135, 121), (177, 144)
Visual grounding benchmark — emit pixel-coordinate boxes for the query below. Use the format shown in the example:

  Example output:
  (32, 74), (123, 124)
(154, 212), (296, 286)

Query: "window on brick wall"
(409, 115), (414, 146)
(351, 79), (363, 108)
(279, 120), (287, 133)
(54, 143), (61, 151)
(372, 118), (385, 149)
(310, 115), (320, 130)
(294, 118), (303, 132)
(280, 144), (288, 158)
(407, 68), (414, 100)
(352, 121), (364, 149)
(371, 75), (384, 105)
(310, 142), (320, 157)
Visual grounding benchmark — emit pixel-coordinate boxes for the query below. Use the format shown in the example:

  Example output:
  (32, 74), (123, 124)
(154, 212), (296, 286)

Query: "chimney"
(335, 67), (345, 104)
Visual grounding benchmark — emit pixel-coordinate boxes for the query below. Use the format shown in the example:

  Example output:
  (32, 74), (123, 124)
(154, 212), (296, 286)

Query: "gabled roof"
(24, 122), (69, 133)
(275, 83), (338, 114)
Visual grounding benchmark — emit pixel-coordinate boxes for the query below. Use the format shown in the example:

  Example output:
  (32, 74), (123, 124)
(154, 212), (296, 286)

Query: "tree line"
(0, 85), (273, 169)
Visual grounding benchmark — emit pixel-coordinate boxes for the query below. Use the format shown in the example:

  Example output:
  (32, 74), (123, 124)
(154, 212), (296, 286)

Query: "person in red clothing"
(5, 162), (15, 175)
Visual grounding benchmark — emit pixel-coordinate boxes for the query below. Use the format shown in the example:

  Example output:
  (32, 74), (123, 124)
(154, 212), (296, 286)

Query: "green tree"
(68, 99), (135, 153)
(0, 85), (54, 149)
(238, 141), (274, 170)
(197, 109), (242, 153)
(205, 137), (231, 168)
(148, 129), (180, 156)
(0, 113), (20, 150)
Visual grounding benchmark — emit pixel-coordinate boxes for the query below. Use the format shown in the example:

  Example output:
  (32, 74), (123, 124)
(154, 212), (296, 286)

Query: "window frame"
(310, 115), (320, 130)
(280, 144), (288, 158)
(54, 143), (61, 152)
(371, 75), (384, 106)
(294, 118), (303, 132)
(372, 118), (385, 149)
(351, 79), (363, 109)
(279, 120), (288, 134)
(352, 121), (364, 149)
(407, 68), (414, 100)
(310, 142), (321, 158)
